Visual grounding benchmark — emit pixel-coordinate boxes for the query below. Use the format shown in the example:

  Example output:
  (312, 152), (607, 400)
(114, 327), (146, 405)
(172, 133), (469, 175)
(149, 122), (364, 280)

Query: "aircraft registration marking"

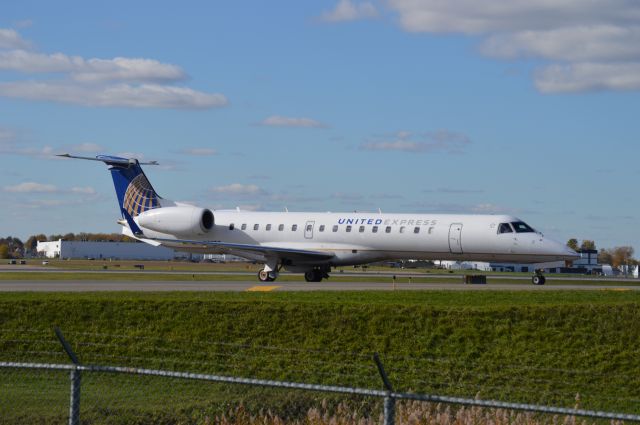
(246, 285), (281, 292)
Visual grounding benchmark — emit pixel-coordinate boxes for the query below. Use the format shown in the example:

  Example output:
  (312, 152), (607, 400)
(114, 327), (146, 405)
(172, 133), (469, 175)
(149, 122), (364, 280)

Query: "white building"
(436, 260), (492, 271)
(36, 239), (178, 260)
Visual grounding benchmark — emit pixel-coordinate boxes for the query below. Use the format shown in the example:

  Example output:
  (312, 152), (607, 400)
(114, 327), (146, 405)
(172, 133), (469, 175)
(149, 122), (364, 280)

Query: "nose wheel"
(532, 269), (546, 285)
(258, 268), (278, 282)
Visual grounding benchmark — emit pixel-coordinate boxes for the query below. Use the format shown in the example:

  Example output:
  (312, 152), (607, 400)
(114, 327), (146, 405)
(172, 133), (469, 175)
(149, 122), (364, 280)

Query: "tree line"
(566, 238), (636, 268)
(0, 233), (135, 259)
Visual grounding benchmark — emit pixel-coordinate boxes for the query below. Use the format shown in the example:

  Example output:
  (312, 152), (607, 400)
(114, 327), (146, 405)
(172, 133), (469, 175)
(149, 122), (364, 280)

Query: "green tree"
(0, 245), (9, 259)
(580, 240), (596, 250)
(612, 246), (635, 268)
(566, 238), (579, 251)
(599, 248), (613, 265)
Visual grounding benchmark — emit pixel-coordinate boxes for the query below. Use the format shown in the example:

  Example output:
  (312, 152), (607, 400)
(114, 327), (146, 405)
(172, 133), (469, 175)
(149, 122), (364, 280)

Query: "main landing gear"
(304, 269), (329, 282)
(532, 269), (546, 285)
(256, 264), (330, 283)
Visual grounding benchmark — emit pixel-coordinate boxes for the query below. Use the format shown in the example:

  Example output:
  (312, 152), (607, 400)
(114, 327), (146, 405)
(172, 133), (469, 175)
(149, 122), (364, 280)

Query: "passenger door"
(304, 221), (315, 239)
(448, 223), (463, 254)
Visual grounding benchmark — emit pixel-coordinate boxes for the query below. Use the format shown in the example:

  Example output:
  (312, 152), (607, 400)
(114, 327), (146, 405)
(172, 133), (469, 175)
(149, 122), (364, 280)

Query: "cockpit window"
(498, 223), (513, 234)
(511, 221), (535, 233)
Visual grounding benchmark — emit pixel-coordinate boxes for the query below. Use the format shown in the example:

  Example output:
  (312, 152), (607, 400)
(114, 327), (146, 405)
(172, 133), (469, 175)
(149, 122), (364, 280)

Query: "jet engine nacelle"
(137, 206), (214, 236)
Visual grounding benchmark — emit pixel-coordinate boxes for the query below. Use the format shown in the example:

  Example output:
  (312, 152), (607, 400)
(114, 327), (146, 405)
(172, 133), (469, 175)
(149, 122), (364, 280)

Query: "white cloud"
(181, 147), (217, 156)
(332, 192), (364, 201)
(71, 142), (104, 153)
(387, 0), (638, 34)
(4, 182), (57, 193)
(260, 115), (327, 128)
(480, 26), (640, 62)
(385, 0), (640, 93)
(361, 130), (470, 153)
(321, 0), (378, 22)
(0, 50), (185, 83)
(0, 29), (30, 49)
(471, 203), (517, 214)
(535, 62), (640, 92)
(0, 28), (228, 108)
(117, 151), (147, 161)
(361, 139), (426, 152)
(211, 183), (265, 196)
(0, 81), (227, 109)
(71, 186), (97, 195)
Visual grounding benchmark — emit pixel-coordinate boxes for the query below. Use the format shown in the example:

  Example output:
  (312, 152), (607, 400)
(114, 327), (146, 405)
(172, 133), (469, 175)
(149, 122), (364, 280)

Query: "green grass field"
(1, 290), (640, 424)
(2, 270), (639, 287)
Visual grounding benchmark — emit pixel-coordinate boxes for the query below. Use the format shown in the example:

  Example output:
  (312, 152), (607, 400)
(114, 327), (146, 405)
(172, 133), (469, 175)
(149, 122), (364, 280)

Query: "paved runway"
(0, 280), (639, 292)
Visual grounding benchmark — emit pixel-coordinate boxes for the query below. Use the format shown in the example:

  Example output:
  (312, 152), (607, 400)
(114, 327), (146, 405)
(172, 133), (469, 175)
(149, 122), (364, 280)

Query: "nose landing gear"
(532, 269), (546, 285)
(258, 269), (278, 282)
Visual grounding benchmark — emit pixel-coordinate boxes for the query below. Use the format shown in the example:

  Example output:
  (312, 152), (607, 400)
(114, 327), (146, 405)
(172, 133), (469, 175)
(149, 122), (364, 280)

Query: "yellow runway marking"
(246, 285), (281, 292)
(601, 288), (631, 292)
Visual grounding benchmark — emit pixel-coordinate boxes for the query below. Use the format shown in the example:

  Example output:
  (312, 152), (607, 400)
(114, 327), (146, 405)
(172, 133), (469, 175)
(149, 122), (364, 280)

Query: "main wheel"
(304, 270), (323, 282)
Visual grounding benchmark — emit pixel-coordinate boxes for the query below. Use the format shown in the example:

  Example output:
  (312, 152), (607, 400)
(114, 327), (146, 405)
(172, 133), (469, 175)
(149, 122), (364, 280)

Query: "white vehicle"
(60, 154), (578, 284)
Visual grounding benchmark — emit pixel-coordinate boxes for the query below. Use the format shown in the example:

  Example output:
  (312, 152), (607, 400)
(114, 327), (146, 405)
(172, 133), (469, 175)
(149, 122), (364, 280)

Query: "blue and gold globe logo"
(123, 174), (159, 217)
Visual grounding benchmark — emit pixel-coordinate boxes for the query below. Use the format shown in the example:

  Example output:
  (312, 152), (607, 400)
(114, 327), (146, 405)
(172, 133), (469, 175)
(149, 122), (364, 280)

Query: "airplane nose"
(558, 243), (580, 261)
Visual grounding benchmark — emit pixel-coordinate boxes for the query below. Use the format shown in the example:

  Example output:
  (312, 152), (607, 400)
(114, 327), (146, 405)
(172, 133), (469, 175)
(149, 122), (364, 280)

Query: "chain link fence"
(1, 328), (640, 425)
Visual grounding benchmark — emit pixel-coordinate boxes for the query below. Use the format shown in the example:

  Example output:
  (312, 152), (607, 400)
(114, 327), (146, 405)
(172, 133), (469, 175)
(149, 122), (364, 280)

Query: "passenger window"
(266, 224), (271, 231)
(253, 224), (259, 231)
(241, 224), (247, 231)
(414, 227), (420, 234)
(359, 226), (365, 233)
(306, 224), (313, 232)
(385, 226), (391, 233)
(498, 223), (513, 234)
(229, 223), (235, 230)
(319, 225), (325, 232)
(278, 224), (284, 231)
(399, 226), (406, 233)
(292, 224), (298, 231)
(346, 225), (352, 232)
(372, 226), (378, 233)
(332, 225), (338, 232)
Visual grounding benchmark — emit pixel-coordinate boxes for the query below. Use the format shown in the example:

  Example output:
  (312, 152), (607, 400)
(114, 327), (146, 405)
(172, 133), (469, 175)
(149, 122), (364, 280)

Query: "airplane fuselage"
(145, 211), (575, 268)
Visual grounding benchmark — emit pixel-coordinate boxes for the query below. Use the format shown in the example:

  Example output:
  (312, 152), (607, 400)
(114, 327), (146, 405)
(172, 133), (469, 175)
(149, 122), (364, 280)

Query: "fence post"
(54, 327), (81, 425)
(373, 353), (395, 425)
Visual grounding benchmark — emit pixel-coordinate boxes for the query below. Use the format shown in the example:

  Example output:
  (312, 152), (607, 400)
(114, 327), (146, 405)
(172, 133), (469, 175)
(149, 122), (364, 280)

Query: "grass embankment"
(1, 291), (639, 424)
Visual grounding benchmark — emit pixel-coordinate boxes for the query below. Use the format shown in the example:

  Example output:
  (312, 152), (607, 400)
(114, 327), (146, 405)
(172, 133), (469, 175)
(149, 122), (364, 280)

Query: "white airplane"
(59, 154), (578, 284)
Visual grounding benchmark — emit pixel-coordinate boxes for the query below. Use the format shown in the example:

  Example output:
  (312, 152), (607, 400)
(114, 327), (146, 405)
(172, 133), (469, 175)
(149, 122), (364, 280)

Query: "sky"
(0, 0), (638, 252)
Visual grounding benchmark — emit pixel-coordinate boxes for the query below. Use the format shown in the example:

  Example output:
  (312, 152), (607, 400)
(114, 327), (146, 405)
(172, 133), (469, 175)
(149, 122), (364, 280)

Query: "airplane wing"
(150, 237), (335, 264)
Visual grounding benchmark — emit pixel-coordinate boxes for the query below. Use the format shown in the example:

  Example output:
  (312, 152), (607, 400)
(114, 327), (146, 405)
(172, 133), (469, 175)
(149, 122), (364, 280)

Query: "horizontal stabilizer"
(57, 153), (159, 166)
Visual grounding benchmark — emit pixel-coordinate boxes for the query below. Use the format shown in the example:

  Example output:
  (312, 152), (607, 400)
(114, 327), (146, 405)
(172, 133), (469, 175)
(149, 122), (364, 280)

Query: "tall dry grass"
(207, 398), (622, 425)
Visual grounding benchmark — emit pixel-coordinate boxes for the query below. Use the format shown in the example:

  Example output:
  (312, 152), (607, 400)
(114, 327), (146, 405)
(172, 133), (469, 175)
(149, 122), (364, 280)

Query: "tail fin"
(58, 154), (165, 221)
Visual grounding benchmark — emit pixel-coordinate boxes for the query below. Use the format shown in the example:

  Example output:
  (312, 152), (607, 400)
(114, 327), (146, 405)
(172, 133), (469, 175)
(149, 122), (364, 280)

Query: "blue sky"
(1, 0), (638, 252)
